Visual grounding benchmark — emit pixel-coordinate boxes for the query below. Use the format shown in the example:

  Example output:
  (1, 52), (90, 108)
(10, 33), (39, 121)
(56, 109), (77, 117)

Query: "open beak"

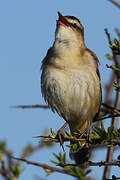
(57, 12), (69, 27)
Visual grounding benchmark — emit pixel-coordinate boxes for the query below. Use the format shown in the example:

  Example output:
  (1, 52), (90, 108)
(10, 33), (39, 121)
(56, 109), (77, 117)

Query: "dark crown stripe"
(65, 16), (80, 23)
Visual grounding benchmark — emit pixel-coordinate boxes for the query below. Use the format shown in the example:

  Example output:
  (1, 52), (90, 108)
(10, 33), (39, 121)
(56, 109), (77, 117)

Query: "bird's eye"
(72, 23), (77, 28)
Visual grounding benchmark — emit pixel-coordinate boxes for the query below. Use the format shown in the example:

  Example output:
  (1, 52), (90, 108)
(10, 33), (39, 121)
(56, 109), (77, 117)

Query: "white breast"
(41, 64), (101, 133)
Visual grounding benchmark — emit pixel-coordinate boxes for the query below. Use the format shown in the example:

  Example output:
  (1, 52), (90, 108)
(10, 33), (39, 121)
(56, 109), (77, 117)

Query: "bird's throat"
(53, 38), (85, 58)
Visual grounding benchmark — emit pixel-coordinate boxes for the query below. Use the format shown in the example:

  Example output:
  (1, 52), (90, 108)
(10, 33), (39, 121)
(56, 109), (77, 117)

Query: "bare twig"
(100, 107), (114, 114)
(102, 103), (115, 110)
(108, 0), (120, 8)
(11, 104), (49, 109)
(65, 160), (120, 167)
(105, 178), (120, 180)
(104, 73), (116, 104)
(97, 114), (120, 121)
(105, 29), (113, 45)
(101, 103), (120, 115)
(106, 64), (120, 72)
(115, 28), (120, 39)
(101, 103), (117, 115)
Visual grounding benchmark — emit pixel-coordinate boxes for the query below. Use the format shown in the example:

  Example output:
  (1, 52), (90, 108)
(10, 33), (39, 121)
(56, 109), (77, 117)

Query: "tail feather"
(70, 144), (90, 164)
(69, 121), (90, 164)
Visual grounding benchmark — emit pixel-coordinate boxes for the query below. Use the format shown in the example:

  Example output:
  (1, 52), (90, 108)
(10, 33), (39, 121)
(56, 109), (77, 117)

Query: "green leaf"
(113, 82), (120, 91)
(52, 152), (60, 161)
(106, 54), (114, 60)
(66, 144), (72, 148)
(0, 142), (6, 153)
(72, 143), (78, 150)
(108, 125), (114, 133)
(44, 168), (52, 176)
(93, 125), (106, 137)
(0, 152), (4, 162)
(101, 122), (105, 131)
(50, 159), (59, 165)
(65, 131), (73, 139)
(11, 165), (22, 178)
(90, 133), (101, 140)
(63, 153), (66, 164)
(85, 169), (92, 175)
(107, 144), (113, 147)
(50, 128), (56, 138)
(69, 166), (84, 179)
(114, 38), (119, 45)
(65, 131), (72, 137)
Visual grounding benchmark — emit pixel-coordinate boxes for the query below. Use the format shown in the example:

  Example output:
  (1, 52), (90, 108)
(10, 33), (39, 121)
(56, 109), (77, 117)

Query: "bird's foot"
(87, 131), (90, 143)
(55, 122), (68, 151)
(78, 129), (87, 139)
(56, 130), (65, 151)
(78, 129), (90, 147)
(56, 129), (65, 151)
(56, 122), (68, 151)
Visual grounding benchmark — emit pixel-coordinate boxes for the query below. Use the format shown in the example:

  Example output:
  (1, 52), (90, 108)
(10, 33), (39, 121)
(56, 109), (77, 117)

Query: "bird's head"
(55, 12), (85, 48)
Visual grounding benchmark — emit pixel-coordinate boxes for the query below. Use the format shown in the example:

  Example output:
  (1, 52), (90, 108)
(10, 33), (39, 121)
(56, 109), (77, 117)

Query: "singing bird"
(41, 12), (101, 144)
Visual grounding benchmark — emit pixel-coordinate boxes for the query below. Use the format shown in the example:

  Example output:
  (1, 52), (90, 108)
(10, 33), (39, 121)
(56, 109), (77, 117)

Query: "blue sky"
(0, 0), (120, 179)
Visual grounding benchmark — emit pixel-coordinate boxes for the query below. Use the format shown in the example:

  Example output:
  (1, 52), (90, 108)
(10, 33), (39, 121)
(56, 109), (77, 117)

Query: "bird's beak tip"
(57, 11), (61, 15)
(57, 11), (69, 27)
(57, 11), (63, 19)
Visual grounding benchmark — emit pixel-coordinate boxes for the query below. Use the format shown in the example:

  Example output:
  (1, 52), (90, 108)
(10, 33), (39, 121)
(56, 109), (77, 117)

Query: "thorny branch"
(100, 103), (120, 115)
(11, 157), (120, 173)
(115, 28), (120, 39)
(103, 29), (120, 180)
(12, 102), (120, 122)
(0, 157), (11, 180)
(35, 135), (120, 146)
(0, 137), (54, 179)
(11, 157), (68, 175)
(104, 73), (116, 104)
(104, 29), (116, 104)
(65, 160), (120, 167)
(6, 16), (120, 180)
(97, 114), (120, 121)
(106, 64), (120, 72)
(11, 104), (49, 109)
